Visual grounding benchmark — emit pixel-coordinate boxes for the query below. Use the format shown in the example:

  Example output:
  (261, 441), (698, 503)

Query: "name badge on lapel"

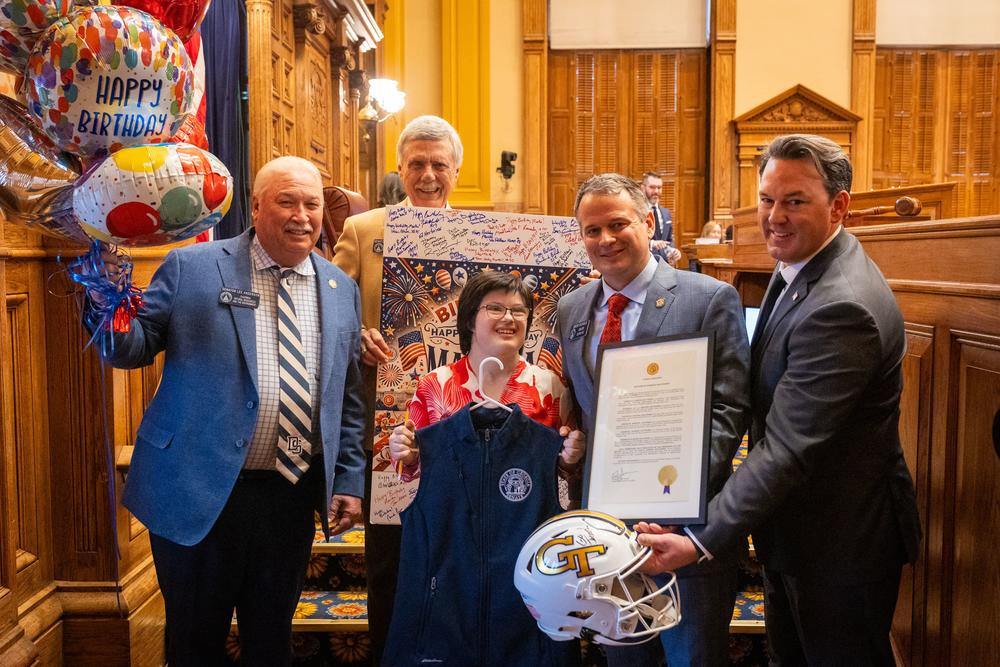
(569, 321), (589, 341)
(219, 287), (260, 309)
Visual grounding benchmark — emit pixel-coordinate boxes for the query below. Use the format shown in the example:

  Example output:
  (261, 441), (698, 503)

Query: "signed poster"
(370, 206), (590, 524)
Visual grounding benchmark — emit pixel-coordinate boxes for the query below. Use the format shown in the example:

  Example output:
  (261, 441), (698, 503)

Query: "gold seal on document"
(658, 465), (678, 487)
(646, 362), (659, 376)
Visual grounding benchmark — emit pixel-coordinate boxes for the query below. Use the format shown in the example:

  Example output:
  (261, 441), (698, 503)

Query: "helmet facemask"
(515, 511), (682, 646)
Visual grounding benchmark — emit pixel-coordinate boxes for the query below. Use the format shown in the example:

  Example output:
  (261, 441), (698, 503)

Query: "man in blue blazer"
(636, 135), (921, 664)
(557, 173), (749, 666)
(85, 156), (366, 665)
(641, 171), (681, 264)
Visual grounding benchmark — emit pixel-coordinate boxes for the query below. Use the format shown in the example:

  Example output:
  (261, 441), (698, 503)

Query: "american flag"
(537, 335), (563, 379)
(397, 330), (425, 371)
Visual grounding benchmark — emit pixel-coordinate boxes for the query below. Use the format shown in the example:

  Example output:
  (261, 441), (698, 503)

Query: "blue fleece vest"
(382, 405), (578, 666)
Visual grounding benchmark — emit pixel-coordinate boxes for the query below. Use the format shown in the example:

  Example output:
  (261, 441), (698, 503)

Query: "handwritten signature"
(611, 467), (637, 483)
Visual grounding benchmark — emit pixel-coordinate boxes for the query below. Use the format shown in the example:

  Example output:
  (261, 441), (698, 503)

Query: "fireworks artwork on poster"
(370, 206), (591, 525)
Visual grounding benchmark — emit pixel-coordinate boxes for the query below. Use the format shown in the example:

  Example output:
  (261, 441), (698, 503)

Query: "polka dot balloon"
(73, 142), (232, 246)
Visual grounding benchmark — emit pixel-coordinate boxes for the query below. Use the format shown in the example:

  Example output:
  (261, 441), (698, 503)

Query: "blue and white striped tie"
(275, 268), (312, 484)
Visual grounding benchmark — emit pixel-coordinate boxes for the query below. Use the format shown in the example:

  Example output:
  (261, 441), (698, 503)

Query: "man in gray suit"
(557, 173), (749, 666)
(637, 135), (921, 665)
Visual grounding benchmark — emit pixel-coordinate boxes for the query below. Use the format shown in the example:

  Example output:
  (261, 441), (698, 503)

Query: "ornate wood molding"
(851, 0), (877, 190)
(293, 4), (327, 35)
(710, 0), (737, 220)
(245, 0), (274, 178)
(330, 45), (357, 72)
(522, 0), (547, 213)
(733, 85), (862, 207)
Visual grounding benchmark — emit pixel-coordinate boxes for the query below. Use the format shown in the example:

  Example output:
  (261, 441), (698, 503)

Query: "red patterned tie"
(600, 293), (631, 344)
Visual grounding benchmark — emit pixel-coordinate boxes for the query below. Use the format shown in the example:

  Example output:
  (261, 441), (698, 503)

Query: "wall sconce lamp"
(360, 78), (406, 122)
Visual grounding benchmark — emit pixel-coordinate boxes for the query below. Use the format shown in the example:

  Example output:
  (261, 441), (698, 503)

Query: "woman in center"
(382, 270), (585, 666)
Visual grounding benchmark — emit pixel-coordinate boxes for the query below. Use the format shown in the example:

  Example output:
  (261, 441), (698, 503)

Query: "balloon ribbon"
(65, 240), (144, 355)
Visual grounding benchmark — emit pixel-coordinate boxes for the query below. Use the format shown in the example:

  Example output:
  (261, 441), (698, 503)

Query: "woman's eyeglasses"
(479, 304), (530, 321)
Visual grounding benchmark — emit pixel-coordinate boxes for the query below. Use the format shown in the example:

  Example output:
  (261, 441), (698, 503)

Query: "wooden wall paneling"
(709, 0), (737, 221)
(4, 260), (57, 653)
(43, 271), (112, 582)
(272, 0), (297, 161)
(546, 51), (574, 217)
(547, 49), (706, 225)
(947, 331), (1000, 667)
(37, 247), (168, 664)
(677, 50), (707, 246)
(850, 0), (876, 190)
(894, 323), (934, 666)
(873, 48), (1000, 218)
(0, 228), (39, 666)
(853, 215), (1000, 666)
(293, 3), (335, 182)
(872, 51), (940, 192)
(522, 0), (547, 214)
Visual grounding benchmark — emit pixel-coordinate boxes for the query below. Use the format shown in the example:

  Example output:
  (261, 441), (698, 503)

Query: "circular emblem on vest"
(499, 468), (532, 502)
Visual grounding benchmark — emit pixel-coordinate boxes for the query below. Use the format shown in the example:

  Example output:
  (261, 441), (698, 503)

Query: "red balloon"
(117, 0), (212, 42)
(168, 113), (208, 150)
(202, 172), (228, 210)
(107, 202), (161, 238)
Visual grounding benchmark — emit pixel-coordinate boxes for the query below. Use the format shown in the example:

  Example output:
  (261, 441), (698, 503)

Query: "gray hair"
(759, 134), (852, 199)
(396, 115), (464, 168)
(574, 173), (651, 219)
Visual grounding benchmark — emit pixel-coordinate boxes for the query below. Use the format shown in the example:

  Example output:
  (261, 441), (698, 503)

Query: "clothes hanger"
(471, 356), (513, 413)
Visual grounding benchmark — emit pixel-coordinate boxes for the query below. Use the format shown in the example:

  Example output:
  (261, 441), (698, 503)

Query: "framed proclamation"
(582, 332), (714, 525)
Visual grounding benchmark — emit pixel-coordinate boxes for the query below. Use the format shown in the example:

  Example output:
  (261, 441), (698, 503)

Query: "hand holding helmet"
(513, 510), (681, 646)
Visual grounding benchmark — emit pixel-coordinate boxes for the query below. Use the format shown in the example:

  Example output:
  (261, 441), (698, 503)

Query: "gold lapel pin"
(655, 297), (665, 308)
(329, 279), (337, 289)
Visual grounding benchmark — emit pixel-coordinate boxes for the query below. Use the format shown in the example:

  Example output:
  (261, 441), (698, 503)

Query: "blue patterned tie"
(275, 268), (312, 483)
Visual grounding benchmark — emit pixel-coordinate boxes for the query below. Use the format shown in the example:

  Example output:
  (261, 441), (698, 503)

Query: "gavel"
(847, 196), (922, 219)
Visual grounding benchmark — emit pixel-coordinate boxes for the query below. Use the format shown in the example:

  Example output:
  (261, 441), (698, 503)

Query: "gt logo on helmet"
(536, 535), (607, 577)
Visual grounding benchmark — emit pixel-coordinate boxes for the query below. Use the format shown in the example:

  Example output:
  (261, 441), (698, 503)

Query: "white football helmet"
(513, 510), (681, 646)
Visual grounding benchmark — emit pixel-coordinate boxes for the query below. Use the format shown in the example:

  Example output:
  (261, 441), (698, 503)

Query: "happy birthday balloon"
(0, 95), (89, 243)
(117, 0), (210, 42)
(73, 142), (232, 246)
(24, 5), (194, 160)
(0, 0), (73, 72)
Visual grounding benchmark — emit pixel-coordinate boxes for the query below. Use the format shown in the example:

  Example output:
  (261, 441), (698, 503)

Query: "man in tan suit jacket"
(332, 115), (462, 664)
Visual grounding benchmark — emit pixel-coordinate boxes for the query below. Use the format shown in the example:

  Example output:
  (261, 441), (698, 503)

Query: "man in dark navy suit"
(641, 171), (681, 264)
(636, 135), (921, 665)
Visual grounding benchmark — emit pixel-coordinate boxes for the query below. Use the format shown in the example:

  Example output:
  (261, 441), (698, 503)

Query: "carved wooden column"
(709, 0), (738, 221)
(347, 54), (363, 191)
(246, 0), (275, 178)
(850, 0), (877, 190)
(329, 39), (360, 190)
(522, 0), (547, 214)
